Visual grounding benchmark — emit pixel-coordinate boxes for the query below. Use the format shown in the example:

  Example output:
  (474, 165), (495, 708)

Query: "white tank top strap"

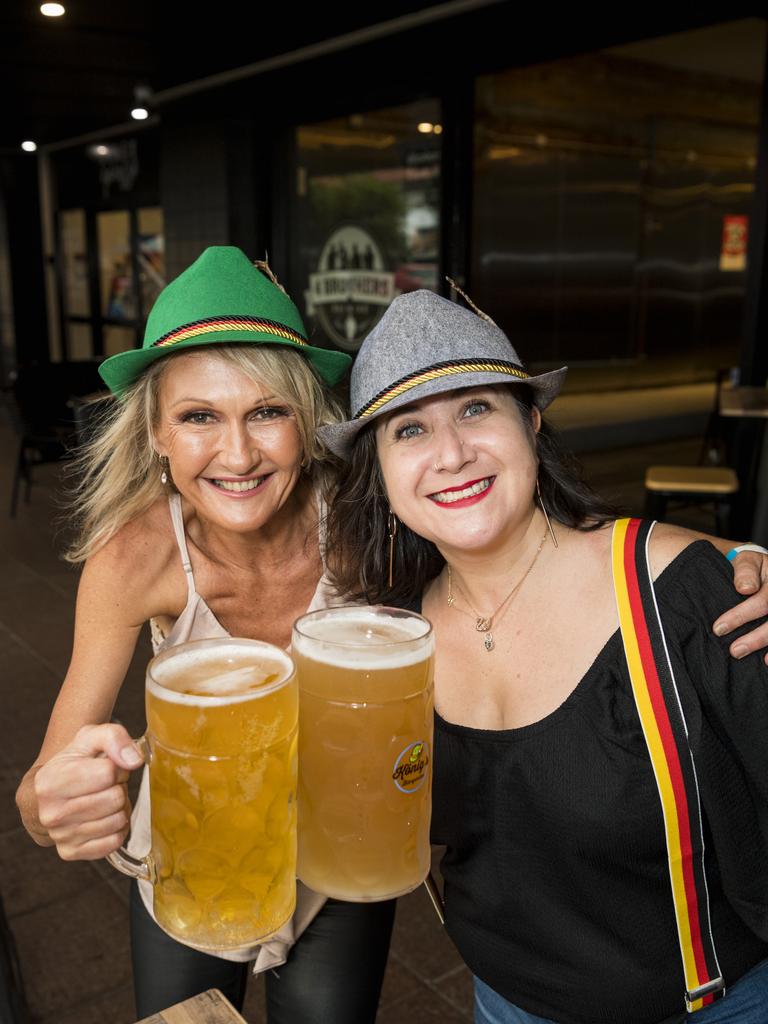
(168, 492), (196, 595)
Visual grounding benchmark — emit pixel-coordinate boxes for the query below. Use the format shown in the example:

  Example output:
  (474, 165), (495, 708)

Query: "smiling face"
(152, 350), (305, 534)
(375, 385), (540, 557)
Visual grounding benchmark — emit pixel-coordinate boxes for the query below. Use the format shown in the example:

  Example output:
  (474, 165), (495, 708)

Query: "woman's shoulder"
(570, 518), (727, 590)
(84, 498), (180, 605)
(646, 521), (724, 581)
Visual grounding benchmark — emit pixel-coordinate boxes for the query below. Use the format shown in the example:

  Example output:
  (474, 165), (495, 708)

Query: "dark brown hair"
(324, 384), (621, 605)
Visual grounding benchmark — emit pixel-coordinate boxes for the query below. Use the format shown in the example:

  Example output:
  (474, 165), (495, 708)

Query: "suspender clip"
(685, 977), (725, 1011)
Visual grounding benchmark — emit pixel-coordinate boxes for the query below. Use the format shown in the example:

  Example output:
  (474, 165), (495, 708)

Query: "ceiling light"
(40, 3), (65, 15)
(417, 122), (434, 134)
(131, 83), (153, 122)
(21, 140), (38, 152)
(433, 124), (443, 135)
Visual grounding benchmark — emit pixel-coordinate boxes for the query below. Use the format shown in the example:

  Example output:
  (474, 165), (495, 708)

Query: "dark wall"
(0, 155), (47, 370)
(160, 115), (268, 283)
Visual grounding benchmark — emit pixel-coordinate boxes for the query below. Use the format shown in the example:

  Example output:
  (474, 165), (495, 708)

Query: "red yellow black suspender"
(611, 518), (725, 1012)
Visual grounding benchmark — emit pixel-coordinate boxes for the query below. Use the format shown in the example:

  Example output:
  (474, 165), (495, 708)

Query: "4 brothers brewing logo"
(392, 741), (430, 794)
(307, 226), (396, 351)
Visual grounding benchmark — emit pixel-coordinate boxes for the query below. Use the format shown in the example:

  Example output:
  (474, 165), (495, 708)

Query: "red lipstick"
(427, 476), (495, 509)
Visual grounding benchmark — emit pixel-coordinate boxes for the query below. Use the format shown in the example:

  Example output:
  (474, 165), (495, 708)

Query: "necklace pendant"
(475, 617), (491, 632)
(484, 633), (495, 652)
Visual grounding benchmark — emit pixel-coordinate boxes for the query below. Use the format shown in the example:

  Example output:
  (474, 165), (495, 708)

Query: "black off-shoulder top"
(425, 541), (768, 1024)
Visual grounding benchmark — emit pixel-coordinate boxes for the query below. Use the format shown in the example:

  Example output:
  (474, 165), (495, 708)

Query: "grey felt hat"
(319, 289), (567, 459)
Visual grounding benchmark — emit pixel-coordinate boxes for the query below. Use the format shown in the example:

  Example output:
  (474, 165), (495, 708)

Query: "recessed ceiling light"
(131, 107), (150, 121)
(21, 140), (38, 152)
(417, 122), (434, 134)
(433, 124), (443, 135)
(40, 3), (65, 16)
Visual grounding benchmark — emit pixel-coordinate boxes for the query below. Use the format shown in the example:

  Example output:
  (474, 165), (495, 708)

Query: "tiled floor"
(0, 419), (715, 1023)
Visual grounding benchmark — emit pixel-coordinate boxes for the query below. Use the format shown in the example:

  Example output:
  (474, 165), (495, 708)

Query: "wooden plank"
(135, 989), (247, 1024)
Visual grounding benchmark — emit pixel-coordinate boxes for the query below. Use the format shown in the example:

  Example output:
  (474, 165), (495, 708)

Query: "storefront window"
(60, 209), (90, 317)
(97, 210), (136, 323)
(103, 325), (136, 356)
(472, 18), (765, 387)
(138, 207), (165, 315)
(292, 99), (441, 352)
(65, 321), (93, 361)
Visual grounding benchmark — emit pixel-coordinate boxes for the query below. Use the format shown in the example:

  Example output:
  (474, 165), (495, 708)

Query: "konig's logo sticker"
(392, 740), (430, 794)
(307, 226), (396, 351)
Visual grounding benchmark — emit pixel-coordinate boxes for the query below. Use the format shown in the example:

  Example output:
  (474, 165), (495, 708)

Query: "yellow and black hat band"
(354, 359), (529, 420)
(151, 315), (308, 350)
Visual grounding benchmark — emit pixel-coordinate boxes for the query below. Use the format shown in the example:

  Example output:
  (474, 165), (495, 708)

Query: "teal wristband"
(726, 543), (768, 562)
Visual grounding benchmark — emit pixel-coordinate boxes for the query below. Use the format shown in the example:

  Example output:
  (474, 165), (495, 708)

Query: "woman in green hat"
(15, 247), (395, 1022)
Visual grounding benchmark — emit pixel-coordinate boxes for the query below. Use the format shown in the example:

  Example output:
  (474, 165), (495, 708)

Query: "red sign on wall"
(719, 215), (748, 272)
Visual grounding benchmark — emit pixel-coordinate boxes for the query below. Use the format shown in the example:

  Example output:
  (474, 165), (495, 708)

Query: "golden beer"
(111, 639), (297, 952)
(292, 608), (434, 901)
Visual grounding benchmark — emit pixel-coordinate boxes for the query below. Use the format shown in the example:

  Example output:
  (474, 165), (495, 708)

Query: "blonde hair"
(65, 345), (344, 563)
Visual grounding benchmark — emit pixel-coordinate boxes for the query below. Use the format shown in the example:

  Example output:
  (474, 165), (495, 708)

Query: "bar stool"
(644, 466), (739, 537)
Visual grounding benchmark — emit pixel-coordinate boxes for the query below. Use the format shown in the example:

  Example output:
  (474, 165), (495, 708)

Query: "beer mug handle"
(106, 735), (154, 883)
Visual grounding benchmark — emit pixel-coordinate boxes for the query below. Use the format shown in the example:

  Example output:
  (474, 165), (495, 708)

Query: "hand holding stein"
(108, 638), (298, 952)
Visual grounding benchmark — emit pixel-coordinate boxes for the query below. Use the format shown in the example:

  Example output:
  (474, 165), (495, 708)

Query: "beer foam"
(292, 609), (433, 669)
(149, 643), (293, 706)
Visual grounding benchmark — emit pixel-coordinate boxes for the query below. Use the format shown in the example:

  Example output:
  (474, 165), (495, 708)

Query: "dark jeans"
(130, 882), (396, 1023)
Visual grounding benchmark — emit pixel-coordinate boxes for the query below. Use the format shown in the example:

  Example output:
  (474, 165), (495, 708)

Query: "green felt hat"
(98, 246), (351, 396)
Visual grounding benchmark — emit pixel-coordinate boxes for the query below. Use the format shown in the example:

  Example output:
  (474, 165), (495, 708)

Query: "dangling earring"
(387, 509), (399, 589)
(159, 455), (170, 486)
(536, 478), (558, 548)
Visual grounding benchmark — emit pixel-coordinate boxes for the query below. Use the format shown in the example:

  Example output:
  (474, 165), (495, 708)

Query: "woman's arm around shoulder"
(15, 508), (177, 857)
(646, 522), (768, 665)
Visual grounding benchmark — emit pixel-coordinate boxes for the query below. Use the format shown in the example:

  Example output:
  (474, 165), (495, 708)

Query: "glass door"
(58, 205), (165, 360)
(289, 98), (442, 353)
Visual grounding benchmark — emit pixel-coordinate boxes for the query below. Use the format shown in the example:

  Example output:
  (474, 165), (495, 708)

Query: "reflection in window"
(97, 211), (136, 323)
(293, 100), (441, 352)
(60, 210), (90, 317)
(138, 207), (165, 316)
(66, 321), (93, 361)
(472, 17), (765, 386)
(103, 325), (136, 357)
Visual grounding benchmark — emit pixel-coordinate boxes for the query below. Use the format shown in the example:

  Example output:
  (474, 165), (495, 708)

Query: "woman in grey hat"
(321, 289), (768, 1024)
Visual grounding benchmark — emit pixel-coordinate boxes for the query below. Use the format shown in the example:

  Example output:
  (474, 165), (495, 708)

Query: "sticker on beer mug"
(392, 740), (430, 793)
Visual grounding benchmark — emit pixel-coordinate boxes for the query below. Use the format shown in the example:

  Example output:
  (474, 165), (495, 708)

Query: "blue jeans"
(474, 958), (768, 1024)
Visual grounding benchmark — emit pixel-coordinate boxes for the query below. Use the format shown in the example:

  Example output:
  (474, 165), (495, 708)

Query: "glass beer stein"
(108, 638), (298, 951)
(292, 606), (434, 901)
